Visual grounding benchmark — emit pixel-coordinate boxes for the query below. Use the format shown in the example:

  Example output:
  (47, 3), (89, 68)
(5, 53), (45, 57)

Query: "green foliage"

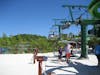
(0, 33), (54, 53)
(88, 37), (100, 47)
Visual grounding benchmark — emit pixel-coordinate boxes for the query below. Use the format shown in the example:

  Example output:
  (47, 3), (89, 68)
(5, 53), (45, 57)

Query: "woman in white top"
(65, 43), (71, 63)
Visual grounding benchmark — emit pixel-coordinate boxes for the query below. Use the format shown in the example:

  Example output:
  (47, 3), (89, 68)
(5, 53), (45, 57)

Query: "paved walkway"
(0, 53), (100, 75)
(41, 53), (100, 75)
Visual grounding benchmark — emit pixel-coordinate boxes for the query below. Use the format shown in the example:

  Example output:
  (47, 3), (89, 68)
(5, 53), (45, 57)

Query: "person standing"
(65, 43), (71, 63)
(58, 46), (63, 62)
(33, 48), (38, 63)
(94, 42), (100, 66)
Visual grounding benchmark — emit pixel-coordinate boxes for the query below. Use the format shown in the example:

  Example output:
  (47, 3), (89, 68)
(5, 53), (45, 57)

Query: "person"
(64, 43), (71, 63)
(70, 45), (74, 56)
(58, 46), (63, 62)
(94, 42), (100, 66)
(33, 48), (38, 63)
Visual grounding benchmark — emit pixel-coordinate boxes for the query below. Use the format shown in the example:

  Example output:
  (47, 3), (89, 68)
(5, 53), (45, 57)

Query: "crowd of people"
(58, 42), (100, 66)
(58, 43), (73, 63)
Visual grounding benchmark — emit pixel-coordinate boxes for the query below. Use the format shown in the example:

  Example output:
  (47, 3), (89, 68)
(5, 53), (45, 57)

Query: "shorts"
(66, 53), (71, 59)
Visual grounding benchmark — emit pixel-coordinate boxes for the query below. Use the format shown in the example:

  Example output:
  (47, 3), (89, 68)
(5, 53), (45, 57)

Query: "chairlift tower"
(62, 0), (100, 59)
(52, 18), (66, 40)
(62, 4), (89, 58)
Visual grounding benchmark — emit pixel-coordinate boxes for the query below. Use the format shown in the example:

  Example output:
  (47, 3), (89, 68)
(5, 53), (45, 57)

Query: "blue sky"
(0, 0), (92, 37)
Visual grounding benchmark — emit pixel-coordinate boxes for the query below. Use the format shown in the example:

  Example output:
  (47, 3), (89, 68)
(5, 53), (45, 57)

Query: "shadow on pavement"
(43, 65), (77, 75)
(68, 61), (100, 75)
(43, 59), (100, 75)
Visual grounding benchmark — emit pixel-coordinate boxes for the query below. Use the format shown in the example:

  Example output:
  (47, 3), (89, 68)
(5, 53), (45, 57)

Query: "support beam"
(58, 25), (61, 40)
(53, 25), (62, 40)
(79, 23), (88, 59)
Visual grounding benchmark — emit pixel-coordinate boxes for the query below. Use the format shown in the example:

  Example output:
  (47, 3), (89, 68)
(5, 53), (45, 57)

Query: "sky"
(0, 0), (92, 37)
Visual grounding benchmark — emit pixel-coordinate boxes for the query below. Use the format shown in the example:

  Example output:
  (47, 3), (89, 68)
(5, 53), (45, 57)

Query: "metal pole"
(80, 23), (88, 59)
(58, 25), (62, 40)
(37, 56), (44, 75)
(38, 61), (42, 75)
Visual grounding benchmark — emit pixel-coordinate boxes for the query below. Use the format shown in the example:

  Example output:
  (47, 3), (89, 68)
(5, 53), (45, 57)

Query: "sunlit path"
(0, 53), (99, 75)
